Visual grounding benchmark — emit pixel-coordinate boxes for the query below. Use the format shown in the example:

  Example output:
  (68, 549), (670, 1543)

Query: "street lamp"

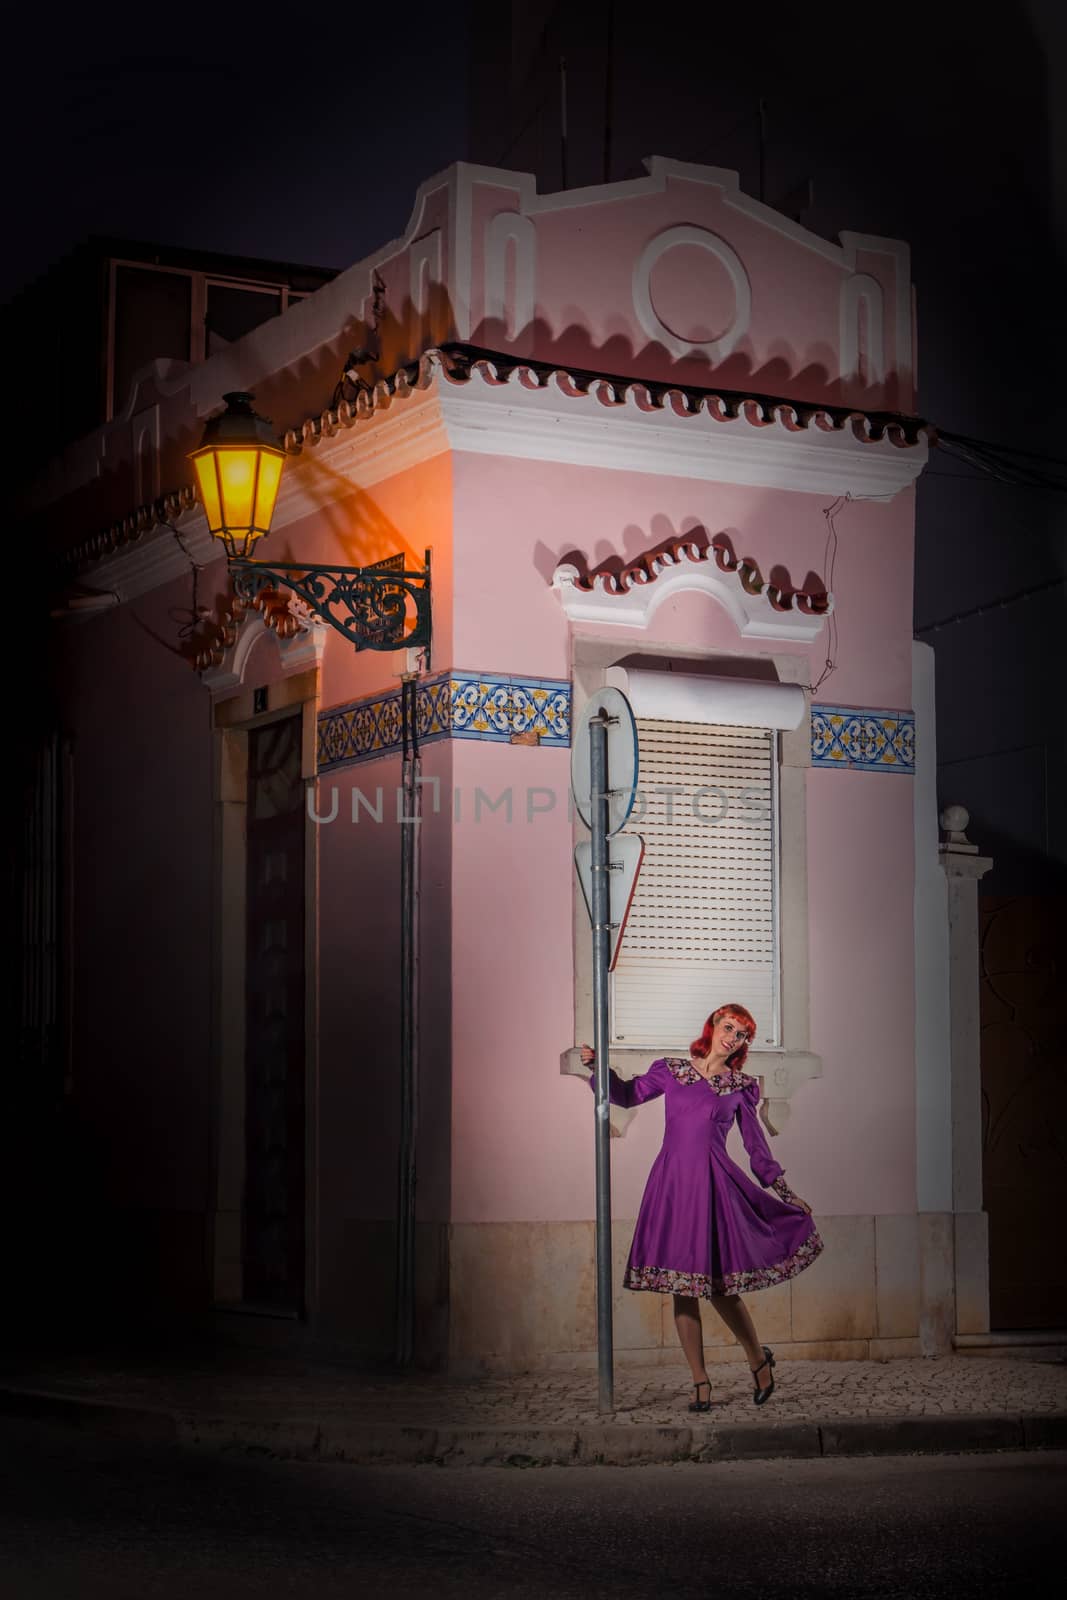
(189, 392), (285, 560)
(189, 389), (431, 653)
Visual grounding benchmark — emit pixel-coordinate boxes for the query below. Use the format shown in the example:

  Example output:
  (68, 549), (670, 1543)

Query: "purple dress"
(590, 1057), (824, 1299)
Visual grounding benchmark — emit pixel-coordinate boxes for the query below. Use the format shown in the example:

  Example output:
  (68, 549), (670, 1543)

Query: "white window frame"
(568, 637), (822, 1133)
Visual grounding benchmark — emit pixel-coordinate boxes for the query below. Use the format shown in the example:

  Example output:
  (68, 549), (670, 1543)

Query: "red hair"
(691, 1004), (757, 1068)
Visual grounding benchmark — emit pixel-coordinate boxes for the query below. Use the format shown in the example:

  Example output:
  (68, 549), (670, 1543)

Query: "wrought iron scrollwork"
(229, 551), (431, 653)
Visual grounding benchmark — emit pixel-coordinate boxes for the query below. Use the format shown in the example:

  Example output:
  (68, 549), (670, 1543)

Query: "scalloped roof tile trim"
(563, 534), (832, 615)
(60, 343), (929, 574)
(190, 581), (311, 673)
(282, 344), (929, 454)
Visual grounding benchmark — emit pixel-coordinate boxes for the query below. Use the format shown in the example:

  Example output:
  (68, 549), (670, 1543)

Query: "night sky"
(4, 3), (470, 302)
(10, 5), (1064, 313)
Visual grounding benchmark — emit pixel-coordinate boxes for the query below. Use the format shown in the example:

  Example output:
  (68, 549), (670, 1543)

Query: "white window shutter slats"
(611, 718), (780, 1049)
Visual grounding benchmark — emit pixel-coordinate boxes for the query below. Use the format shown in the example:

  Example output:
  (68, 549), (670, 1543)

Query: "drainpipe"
(395, 673), (421, 1365)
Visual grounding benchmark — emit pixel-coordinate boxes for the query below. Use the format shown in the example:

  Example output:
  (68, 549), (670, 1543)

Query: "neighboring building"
(29, 156), (995, 1368)
(5, 236), (337, 483)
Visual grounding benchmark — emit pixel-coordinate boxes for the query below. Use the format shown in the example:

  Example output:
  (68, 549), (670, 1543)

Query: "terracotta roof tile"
(59, 343), (928, 575)
(560, 530), (832, 616)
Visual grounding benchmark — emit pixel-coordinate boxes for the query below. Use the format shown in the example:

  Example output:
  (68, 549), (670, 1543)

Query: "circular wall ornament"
(632, 224), (751, 361)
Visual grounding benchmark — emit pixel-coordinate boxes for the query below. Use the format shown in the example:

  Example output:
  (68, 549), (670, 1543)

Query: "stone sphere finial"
(939, 804), (977, 852)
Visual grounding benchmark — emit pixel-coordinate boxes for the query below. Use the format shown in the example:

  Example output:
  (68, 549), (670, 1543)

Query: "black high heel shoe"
(751, 1346), (776, 1406)
(688, 1379), (712, 1413)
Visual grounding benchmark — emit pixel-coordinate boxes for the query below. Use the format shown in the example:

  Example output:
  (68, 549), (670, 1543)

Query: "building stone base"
(446, 1214), (990, 1375)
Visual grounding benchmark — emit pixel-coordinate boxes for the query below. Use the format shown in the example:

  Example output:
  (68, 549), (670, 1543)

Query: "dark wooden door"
(980, 896), (1067, 1329)
(244, 715), (306, 1312)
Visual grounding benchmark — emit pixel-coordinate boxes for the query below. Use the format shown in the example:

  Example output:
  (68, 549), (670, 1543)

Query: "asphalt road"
(0, 1418), (1061, 1599)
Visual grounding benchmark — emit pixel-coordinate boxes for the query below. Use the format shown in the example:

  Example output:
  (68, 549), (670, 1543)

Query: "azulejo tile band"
(811, 705), (915, 772)
(450, 674), (570, 745)
(317, 671), (572, 771)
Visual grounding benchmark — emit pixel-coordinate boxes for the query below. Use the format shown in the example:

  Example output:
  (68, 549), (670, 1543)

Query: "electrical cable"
(803, 487), (903, 696)
(933, 433), (1067, 493)
(165, 522), (210, 642)
(805, 493), (843, 694)
(915, 574), (1066, 634)
(935, 428), (1067, 471)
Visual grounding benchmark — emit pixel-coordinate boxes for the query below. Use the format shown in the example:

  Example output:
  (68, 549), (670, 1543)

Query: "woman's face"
(712, 1014), (751, 1057)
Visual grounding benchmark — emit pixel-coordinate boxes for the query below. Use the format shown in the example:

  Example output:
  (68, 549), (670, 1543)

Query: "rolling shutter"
(610, 718), (780, 1049)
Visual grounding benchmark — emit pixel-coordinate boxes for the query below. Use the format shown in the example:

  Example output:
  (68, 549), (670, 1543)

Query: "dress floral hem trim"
(623, 1228), (825, 1300)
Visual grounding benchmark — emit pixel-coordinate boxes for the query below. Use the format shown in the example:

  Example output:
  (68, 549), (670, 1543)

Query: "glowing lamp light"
(189, 391), (285, 559)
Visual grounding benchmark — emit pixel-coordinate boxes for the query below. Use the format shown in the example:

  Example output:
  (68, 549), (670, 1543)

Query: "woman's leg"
(708, 1291), (768, 1376)
(672, 1293), (710, 1385)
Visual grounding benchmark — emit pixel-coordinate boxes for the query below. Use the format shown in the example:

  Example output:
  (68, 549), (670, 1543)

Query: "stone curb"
(818, 1414), (1026, 1457)
(0, 1386), (179, 1444)
(2, 1387), (1066, 1466)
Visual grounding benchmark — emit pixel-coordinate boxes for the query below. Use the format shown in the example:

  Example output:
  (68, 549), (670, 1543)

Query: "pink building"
(39, 157), (987, 1371)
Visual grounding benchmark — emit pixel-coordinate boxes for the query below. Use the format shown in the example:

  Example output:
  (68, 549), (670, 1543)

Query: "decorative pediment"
(193, 582), (327, 690)
(551, 532), (832, 643)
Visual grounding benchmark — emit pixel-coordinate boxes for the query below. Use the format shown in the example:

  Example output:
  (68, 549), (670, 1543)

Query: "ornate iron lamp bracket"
(229, 551), (432, 653)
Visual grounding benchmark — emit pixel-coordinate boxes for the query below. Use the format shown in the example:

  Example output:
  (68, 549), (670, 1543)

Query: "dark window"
(206, 282), (282, 356)
(112, 265), (191, 415)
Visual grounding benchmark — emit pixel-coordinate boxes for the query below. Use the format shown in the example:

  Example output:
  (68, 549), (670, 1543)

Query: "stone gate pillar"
(939, 805), (993, 1346)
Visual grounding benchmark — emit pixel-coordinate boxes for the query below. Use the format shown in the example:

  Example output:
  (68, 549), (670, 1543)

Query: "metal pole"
(758, 97), (767, 203)
(602, 0), (615, 185)
(559, 56), (568, 190)
(589, 713), (614, 1413)
(395, 676), (418, 1365)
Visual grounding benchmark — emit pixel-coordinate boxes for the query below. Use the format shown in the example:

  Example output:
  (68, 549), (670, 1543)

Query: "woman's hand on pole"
(579, 1043), (595, 1067)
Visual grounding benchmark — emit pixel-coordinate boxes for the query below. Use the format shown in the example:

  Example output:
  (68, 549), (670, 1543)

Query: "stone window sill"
(559, 1047), (821, 1135)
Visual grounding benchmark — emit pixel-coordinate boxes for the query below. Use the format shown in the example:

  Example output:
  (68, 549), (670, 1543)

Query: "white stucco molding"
(67, 360), (924, 607)
(484, 211), (537, 338)
(552, 560), (829, 643)
(840, 273), (886, 386)
(38, 156), (918, 521)
(70, 512), (218, 606)
(431, 375), (927, 497)
(455, 156), (914, 384)
(200, 605), (328, 695)
(913, 642), (952, 1217)
(632, 223), (752, 362)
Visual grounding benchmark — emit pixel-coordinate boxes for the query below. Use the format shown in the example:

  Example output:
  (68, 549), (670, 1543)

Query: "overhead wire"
(166, 522), (210, 643)
(932, 431), (1067, 493)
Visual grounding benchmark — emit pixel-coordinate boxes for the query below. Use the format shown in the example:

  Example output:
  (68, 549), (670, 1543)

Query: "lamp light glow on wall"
(188, 389), (431, 654)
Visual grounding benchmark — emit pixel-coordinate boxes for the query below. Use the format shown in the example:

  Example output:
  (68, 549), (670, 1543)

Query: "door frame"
(209, 667), (320, 1319)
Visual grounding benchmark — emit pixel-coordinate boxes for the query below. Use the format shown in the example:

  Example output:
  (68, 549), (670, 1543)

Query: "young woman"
(580, 1003), (823, 1410)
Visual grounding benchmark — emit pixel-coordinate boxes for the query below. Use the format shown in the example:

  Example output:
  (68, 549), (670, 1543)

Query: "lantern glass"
(253, 450), (284, 535)
(191, 451), (222, 534)
(188, 392), (285, 558)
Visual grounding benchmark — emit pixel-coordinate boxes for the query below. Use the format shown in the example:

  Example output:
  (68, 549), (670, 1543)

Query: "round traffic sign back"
(570, 687), (639, 835)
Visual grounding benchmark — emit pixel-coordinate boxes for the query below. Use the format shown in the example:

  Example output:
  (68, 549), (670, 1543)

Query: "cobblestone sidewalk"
(2, 1349), (1066, 1467)
(2, 1352), (1065, 1429)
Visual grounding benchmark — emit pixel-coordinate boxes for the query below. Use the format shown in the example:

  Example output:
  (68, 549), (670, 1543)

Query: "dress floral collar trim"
(665, 1058), (749, 1094)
